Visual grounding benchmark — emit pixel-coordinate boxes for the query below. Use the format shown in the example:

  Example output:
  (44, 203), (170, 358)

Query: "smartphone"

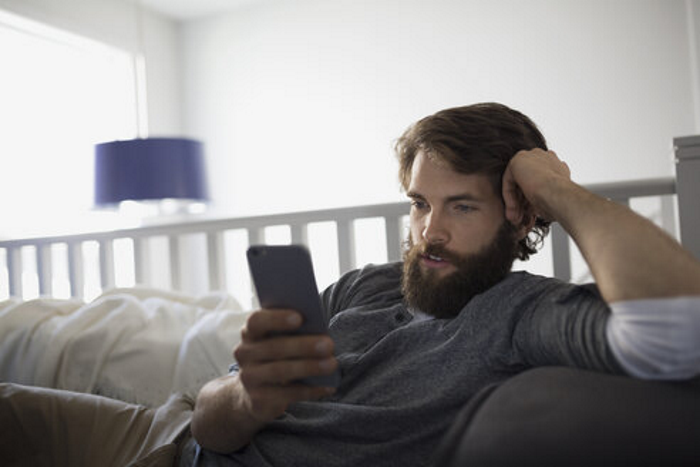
(246, 244), (340, 387)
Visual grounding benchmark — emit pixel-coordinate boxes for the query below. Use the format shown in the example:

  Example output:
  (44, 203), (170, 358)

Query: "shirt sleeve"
(606, 296), (700, 380)
(513, 281), (624, 374)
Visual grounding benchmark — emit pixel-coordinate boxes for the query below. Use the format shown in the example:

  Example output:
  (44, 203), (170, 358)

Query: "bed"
(1, 136), (700, 463)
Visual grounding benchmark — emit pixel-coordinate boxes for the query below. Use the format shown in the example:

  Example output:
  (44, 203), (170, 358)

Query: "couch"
(432, 366), (700, 466)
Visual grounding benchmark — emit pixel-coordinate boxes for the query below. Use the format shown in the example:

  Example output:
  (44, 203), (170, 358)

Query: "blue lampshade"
(94, 137), (208, 206)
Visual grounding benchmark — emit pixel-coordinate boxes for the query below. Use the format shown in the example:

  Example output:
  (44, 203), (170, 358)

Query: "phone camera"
(249, 247), (266, 257)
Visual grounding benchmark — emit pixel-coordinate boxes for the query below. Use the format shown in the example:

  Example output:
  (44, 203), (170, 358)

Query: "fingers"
(235, 333), (335, 364)
(232, 309), (338, 422)
(235, 331), (337, 388)
(561, 159), (571, 178)
(236, 309), (335, 369)
(238, 356), (338, 387)
(503, 148), (571, 224)
(241, 308), (303, 342)
(502, 165), (525, 226)
(502, 162), (536, 228)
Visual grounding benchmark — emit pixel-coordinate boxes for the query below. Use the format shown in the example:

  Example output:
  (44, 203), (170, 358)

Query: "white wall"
(0, 0), (184, 135)
(2, 0), (696, 217)
(182, 0), (697, 219)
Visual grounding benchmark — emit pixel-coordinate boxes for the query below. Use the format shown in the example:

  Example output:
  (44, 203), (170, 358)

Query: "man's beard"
(401, 222), (520, 319)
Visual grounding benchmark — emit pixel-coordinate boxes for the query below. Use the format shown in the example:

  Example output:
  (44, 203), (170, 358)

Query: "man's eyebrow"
(445, 194), (485, 203)
(406, 191), (485, 203)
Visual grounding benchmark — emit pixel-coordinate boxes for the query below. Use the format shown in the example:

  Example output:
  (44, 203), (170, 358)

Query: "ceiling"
(135, 0), (267, 21)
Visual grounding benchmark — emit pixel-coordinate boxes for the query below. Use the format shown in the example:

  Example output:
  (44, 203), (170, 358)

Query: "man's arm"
(503, 148), (700, 302)
(190, 309), (337, 454)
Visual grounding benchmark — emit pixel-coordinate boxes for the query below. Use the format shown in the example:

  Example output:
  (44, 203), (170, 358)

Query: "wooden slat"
(336, 219), (356, 274)
(7, 247), (22, 298)
(674, 136), (700, 259)
(99, 239), (115, 290)
(207, 232), (226, 291)
(659, 195), (677, 238)
(67, 242), (83, 299)
(290, 223), (309, 246)
(586, 178), (675, 200)
(168, 235), (181, 291)
(36, 244), (53, 296)
(385, 216), (403, 263)
(133, 237), (150, 286)
(551, 223), (571, 282)
(249, 227), (265, 247)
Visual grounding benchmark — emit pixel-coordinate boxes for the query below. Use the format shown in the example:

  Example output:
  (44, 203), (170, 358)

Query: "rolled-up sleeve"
(606, 296), (700, 380)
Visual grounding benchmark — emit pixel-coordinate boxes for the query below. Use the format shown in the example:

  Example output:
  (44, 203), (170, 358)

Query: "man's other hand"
(502, 148), (571, 227)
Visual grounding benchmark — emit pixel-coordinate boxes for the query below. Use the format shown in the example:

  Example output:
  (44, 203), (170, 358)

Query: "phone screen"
(246, 244), (327, 334)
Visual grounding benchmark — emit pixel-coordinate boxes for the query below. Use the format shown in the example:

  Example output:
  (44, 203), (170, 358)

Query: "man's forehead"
(409, 151), (499, 199)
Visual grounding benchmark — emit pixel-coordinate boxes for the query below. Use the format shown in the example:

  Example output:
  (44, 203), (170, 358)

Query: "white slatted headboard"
(0, 203), (409, 302)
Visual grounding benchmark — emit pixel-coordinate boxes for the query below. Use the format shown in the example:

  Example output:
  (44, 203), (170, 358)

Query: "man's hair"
(395, 102), (550, 261)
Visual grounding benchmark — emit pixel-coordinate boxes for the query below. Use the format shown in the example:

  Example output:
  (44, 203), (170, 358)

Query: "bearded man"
(190, 103), (700, 466)
(3, 103), (700, 467)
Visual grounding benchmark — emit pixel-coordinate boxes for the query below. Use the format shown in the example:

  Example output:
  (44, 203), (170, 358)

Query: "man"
(2, 102), (700, 466)
(188, 103), (700, 465)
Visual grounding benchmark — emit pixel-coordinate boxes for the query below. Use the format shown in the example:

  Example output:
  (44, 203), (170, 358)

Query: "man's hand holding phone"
(233, 307), (338, 424)
(191, 302), (338, 454)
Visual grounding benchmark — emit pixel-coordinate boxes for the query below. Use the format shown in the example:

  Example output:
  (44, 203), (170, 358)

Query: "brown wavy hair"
(395, 102), (550, 261)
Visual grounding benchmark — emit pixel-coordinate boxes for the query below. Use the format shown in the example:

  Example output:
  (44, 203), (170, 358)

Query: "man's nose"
(422, 211), (450, 244)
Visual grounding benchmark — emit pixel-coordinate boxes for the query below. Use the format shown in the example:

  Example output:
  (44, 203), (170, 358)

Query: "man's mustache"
(413, 242), (462, 265)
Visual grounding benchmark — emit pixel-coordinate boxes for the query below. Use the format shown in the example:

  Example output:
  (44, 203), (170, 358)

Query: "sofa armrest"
(433, 367), (700, 466)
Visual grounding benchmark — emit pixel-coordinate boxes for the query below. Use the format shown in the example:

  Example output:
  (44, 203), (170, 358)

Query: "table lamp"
(94, 137), (209, 216)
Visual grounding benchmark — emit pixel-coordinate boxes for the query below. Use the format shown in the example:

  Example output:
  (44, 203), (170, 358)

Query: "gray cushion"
(433, 367), (700, 466)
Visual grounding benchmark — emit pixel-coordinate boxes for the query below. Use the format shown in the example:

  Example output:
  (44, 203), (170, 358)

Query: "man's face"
(402, 151), (521, 318)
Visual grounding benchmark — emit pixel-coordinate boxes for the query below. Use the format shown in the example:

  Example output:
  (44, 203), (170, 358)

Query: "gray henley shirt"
(187, 262), (622, 466)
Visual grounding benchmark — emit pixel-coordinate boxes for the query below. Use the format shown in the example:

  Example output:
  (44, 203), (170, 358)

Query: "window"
(0, 9), (138, 240)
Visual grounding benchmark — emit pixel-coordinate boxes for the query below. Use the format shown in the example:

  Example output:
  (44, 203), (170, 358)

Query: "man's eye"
(455, 204), (475, 213)
(410, 200), (428, 210)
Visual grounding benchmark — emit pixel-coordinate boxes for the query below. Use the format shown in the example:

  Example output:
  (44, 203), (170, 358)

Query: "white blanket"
(0, 287), (251, 407)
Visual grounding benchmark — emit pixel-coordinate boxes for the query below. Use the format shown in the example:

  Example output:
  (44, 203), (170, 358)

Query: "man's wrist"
(531, 176), (587, 227)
